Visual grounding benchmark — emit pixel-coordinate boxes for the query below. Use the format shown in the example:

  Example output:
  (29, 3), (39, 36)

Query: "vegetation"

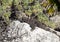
(37, 13), (56, 29)
(0, 0), (60, 29)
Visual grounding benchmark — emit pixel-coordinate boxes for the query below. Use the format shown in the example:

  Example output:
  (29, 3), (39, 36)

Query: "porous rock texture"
(2, 20), (60, 42)
(50, 15), (60, 31)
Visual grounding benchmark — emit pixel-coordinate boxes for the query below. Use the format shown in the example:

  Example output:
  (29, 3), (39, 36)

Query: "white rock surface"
(50, 15), (60, 28)
(50, 15), (60, 23)
(5, 20), (60, 42)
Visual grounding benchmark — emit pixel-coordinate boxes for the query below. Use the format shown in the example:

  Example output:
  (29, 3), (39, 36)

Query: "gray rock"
(5, 20), (60, 42)
(50, 15), (60, 27)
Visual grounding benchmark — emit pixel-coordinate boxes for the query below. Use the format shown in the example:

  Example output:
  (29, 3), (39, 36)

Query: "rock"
(50, 15), (60, 28)
(50, 15), (60, 23)
(4, 20), (60, 42)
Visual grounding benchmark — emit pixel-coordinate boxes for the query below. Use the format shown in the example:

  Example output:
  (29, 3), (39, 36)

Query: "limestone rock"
(4, 20), (60, 42)
(50, 15), (60, 27)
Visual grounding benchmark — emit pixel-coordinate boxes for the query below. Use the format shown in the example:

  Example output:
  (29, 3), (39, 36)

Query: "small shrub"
(37, 13), (56, 29)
